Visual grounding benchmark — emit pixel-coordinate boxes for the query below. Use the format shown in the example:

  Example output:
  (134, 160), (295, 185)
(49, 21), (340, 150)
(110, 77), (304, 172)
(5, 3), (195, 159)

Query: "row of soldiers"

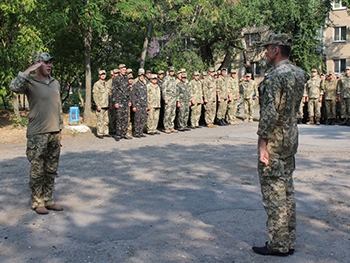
(92, 64), (259, 140)
(300, 67), (350, 126)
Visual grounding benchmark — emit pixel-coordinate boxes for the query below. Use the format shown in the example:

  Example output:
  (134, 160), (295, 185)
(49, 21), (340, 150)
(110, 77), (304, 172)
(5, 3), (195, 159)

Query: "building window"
(334, 59), (346, 73)
(333, 26), (347, 42)
(251, 62), (261, 76)
(244, 33), (261, 47)
(332, 0), (346, 9)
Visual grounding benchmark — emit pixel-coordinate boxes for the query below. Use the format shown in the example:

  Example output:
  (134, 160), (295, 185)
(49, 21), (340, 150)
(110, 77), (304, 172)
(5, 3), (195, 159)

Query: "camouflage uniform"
(189, 76), (203, 127)
(226, 73), (240, 124)
(177, 77), (191, 130)
(131, 79), (148, 136)
(113, 74), (130, 137)
(10, 61), (63, 209)
(202, 72), (217, 125)
(304, 76), (323, 123)
(93, 78), (110, 136)
(337, 73), (350, 124)
(162, 74), (179, 131)
(216, 76), (229, 122)
(106, 77), (116, 134)
(258, 59), (307, 254)
(241, 78), (258, 121)
(146, 80), (161, 133)
(322, 78), (338, 123)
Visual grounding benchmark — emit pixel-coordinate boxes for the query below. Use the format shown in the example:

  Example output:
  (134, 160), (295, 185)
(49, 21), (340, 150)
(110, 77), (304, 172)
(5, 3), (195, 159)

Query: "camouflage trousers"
(258, 155), (296, 253)
(96, 108), (109, 136)
(190, 103), (202, 127)
(115, 105), (129, 137)
(204, 101), (216, 125)
(109, 107), (116, 134)
(297, 101), (304, 119)
(147, 107), (160, 132)
(226, 99), (238, 124)
(341, 97), (350, 118)
(216, 99), (228, 120)
(308, 98), (321, 118)
(134, 106), (147, 136)
(177, 102), (189, 129)
(325, 99), (336, 119)
(244, 98), (254, 120)
(163, 101), (177, 130)
(26, 133), (61, 209)
(127, 107), (133, 135)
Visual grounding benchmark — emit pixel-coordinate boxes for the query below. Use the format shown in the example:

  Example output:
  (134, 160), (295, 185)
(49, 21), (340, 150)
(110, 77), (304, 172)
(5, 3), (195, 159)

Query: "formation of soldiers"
(300, 67), (350, 126)
(92, 64), (350, 140)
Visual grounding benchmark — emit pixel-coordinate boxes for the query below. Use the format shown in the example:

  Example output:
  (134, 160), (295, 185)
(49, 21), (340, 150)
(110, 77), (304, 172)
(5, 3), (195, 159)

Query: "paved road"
(0, 122), (349, 263)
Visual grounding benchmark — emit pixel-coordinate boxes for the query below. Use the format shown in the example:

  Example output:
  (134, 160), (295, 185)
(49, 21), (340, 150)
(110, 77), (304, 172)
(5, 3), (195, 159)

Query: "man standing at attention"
(202, 67), (217, 127)
(253, 34), (308, 256)
(337, 66), (350, 126)
(304, 69), (323, 125)
(92, 69), (110, 139)
(10, 52), (64, 215)
(240, 73), (258, 122)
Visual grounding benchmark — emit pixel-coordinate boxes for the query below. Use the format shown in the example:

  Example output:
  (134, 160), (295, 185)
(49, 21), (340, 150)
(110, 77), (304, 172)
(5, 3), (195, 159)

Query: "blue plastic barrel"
(69, 106), (80, 125)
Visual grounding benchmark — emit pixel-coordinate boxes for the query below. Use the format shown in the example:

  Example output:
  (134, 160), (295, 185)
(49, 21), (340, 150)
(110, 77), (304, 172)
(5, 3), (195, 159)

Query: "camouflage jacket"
(337, 76), (350, 98)
(9, 72), (63, 135)
(304, 77), (322, 99)
(147, 83), (161, 108)
(240, 80), (258, 100)
(258, 59), (308, 159)
(322, 79), (338, 100)
(202, 76), (216, 102)
(216, 77), (228, 99)
(162, 75), (178, 102)
(227, 77), (240, 100)
(131, 80), (148, 109)
(177, 81), (191, 104)
(189, 79), (203, 104)
(112, 75), (130, 107)
(92, 79), (109, 108)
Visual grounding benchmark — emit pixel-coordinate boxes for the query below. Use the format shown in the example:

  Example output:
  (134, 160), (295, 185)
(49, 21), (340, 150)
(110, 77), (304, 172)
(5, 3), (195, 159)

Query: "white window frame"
(251, 62), (261, 76)
(332, 0), (346, 10)
(334, 59), (346, 73)
(333, 26), (347, 42)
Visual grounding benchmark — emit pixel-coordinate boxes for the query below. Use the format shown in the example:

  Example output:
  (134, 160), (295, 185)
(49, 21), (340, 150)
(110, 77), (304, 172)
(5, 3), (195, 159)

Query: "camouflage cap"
(180, 68), (186, 73)
(138, 68), (145, 75)
(126, 68), (133, 74)
(110, 70), (114, 75)
(128, 75), (134, 79)
(119, 64), (126, 69)
(208, 67), (215, 72)
(346, 66), (350, 70)
(151, 74), (157, 79)
(230, 69), (237, 74)
(177, 70), (182, 75)
(113, 68), (119, 74)
(181, 73), (187, 78)
(168, 66), (175, 71)
(157, 70), (165, 74)
(262, 33), (293, 47)
(311, 68), (318, 72)
(146, 70), (152, 74)
(33, 52), (55, 63)
(193, 71), (200, 76)
(99, 70), (106, 75)
(202, 71), (208, 76)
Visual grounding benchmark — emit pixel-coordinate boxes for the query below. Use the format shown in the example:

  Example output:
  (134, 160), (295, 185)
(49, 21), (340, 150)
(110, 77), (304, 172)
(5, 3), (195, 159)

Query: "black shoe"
(289, 249), (295, 255)
(154, 131), (160, 135)
(218, 119), (225, 126)
(141, 134), (146, 137)
(178, 128), (185, 132)
(113, 136), (120, 141)
(183, 127), (190, 131)
(223, 119), (229, 125)
(104, 134), (112, 137)
(124, 135), (132, 140)
(96, 135), (104, 139)
(196, 126), (202, 129)
(148, 132), (155, 135)
(252, 245), (289, 257)
(134, 134), (141, 138)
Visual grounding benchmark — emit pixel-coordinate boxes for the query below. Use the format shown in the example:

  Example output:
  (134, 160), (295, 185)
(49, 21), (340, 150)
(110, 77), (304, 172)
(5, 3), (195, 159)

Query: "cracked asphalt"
(0, 120), (349, 263)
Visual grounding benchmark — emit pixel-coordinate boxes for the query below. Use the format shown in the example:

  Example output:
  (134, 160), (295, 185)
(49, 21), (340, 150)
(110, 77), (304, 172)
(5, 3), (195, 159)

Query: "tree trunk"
(11, 94), (22, 127)
(140, 21), (153, 69)
(83, 17), (92, 125)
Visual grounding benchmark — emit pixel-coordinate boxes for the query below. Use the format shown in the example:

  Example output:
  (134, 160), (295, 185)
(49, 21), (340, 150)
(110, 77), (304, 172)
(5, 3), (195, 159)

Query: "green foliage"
(9, 113), (28, 128)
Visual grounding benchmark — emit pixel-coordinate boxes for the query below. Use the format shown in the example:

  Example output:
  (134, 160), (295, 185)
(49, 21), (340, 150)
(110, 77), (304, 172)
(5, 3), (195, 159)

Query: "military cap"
(180, 68), (186, 73)
(138, 68), (145, 75)
(113, 68), (119, 74)
(346, 66), (350, 70)
(33, 52), (55, 63)
(110, 70), (114, 75)
(245, 73), (252, 77)
(151, 74), (157, 79)
(168, 66), (175, 71)
(230, 69), (237, 74)
(262, 33), (292, 47)
(177, 70), (182, 75)
(128, 75), (134, 79)
(126, 68), (133, 74)
(157, 70), (165, 74)
(202, 71), (208, 76)
(119, 64), (126, 69)
(181, 73), (187, 78)
(146, 70), (152, 74)
(99, 70), (106, 75)
(193, 71), (200, 76)
(311, 68), (318, 72)
(208, 67), (215, 72)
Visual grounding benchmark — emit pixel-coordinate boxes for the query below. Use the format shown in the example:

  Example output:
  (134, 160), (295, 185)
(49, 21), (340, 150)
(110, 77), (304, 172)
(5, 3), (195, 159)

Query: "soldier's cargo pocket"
(259, 158), (284, 178)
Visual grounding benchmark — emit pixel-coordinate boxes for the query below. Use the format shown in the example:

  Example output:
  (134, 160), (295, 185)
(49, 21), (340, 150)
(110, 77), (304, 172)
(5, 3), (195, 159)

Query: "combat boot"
(307, 116), (314, 125)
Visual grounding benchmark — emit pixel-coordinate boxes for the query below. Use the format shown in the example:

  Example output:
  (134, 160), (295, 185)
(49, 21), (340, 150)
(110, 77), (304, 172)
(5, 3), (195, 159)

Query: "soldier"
(126, 75), (134, 137)
(189, 71), (203, 128)
(162, 66), (179, 134)
(92, 69), (110, 138)
(202, 67), (217, 127)
(113, 64), (132, 140)
(253, 33), (308, 256)
(176, 73), (191, 131)
(304, 69), (323, 125)
(157, 70), (165, 130)
(337, 66), (350, 125)
(226, 69), (240, 125)
(146, 74), (161, 135)
(10, 52), (64, 214)
(240, 73), (258, 122)
(321, 72), (338, 125)
(216, 68), (229, 126)
(131, 69), (148, 137)
(126, 68), (133, 79)
(107, 69), (118, 134)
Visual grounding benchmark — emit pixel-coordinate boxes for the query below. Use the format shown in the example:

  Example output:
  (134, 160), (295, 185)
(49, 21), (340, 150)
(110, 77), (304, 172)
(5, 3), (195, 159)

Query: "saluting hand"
(24, 62), (43, 75)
